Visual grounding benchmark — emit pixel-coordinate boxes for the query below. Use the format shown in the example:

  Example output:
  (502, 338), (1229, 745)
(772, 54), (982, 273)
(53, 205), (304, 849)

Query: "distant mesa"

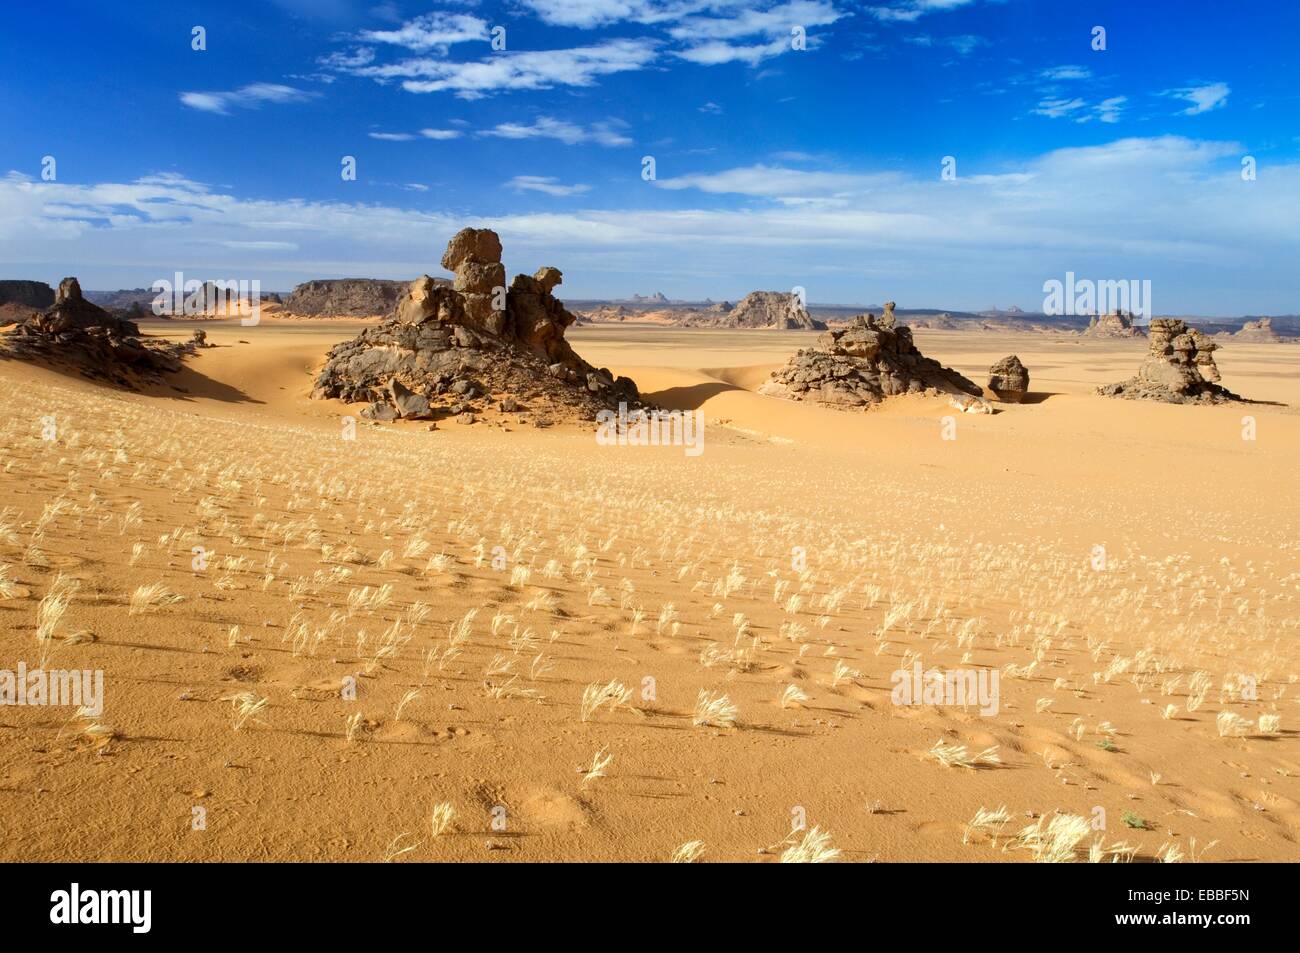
(1083, 310), (1144, 338)
(759, 302), (985, 409)
(0, 280), (55, 309)
(987, 355), (1029, 402)
(0, 277), (195, 387)
(1098, 318), (1243, 404)
(284, 278), (421, 318)
(312, 228), (640, 424)
(678, 291), (826, 330)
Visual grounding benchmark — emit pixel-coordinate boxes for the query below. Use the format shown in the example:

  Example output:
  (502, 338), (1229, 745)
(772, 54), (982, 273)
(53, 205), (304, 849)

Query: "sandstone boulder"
(987, 355), (1029, 402)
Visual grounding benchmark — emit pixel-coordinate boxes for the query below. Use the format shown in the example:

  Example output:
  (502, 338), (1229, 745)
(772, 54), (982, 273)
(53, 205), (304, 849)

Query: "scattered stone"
(191, 329), (211, 348)
(457, 411), (476, 425)
(987, 355), (1029, 402)
(758, 303), (983, 408)
(388, 379), (432, 419)
(312, 228), (641, 421)
(499, 396), (520, 413)
(949, 393), (994, 414)
(1098, 318), (1244, 403)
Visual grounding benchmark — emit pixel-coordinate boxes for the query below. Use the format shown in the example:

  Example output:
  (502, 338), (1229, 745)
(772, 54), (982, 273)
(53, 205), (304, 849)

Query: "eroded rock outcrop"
(678, 291), (826, 330)
(988, 355), (1030, 402)
(0, 277), (191, 386)
(285, 278), (421, 317)
(1098, 318), (1242, 403)
(1083, 310), (1143, 338)
(1217, 318), (1281, 343)
(758, 302), (982, 408)
(312, 229), (640, 423)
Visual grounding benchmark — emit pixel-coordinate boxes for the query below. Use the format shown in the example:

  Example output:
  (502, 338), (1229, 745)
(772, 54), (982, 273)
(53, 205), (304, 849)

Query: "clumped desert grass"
(128, 581), (183, 615)
(381, 832), (418, 862)
(1216, 711), (1251, 737)
(780, 684), (809, 709)
(344, 711), (364, 744)
(223, 691), (268, 731)
(670, 840), (705, 863)
(780, 826), (840, 863)
(927, 739), (1001, 769)
(692, 689), (739, 728)
(1257, 713), (1281, 735)
(394, 689), (421, 721)
(429, 802), (456, 838)
(964, 805), (1011, 845)
(581, 746), (613, 787)
(580, 680), (634, 722)
(1014, 813), (1091, 863)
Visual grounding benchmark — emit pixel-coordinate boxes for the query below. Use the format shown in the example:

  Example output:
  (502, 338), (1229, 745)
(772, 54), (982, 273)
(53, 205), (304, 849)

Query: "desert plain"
(0, 319), (1297, 862)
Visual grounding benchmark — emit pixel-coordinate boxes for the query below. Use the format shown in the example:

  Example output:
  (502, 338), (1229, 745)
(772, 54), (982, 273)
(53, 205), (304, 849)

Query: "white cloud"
(480, 116), (631, 147)
(505, 175), (592, 196)
(336, 40), (657, 98)
(420, 128), (463, 140)
(1031, 97), (1087, 120)
(670, 0), (844, 64)
(1033, 95), (1126, 124)
(179, 83), (316, 115)
(360, 12), (488, 50)
(518, 0), (715, 29)
(4, 137), (1295, 313)
(368, 132), (416, 141)
(1165, 82), (1230, 116)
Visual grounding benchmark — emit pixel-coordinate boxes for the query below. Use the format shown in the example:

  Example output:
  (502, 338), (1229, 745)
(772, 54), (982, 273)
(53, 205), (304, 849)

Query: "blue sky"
(1, 0), (1297, 314)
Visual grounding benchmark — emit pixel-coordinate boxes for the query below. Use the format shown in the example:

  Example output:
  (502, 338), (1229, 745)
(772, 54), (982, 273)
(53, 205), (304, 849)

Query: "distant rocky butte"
(1098, 318), (1242, 404)
(0, 280), (55, 309)
(285, 278), (427, 317)
(312, 228), (640, 424)
(1083, 310), (1144, 338)
(0, 277), (195, 387)
(759, 302), (983, 409)
(678, 291), (826, 330)
(1217, 317), (1281, 343)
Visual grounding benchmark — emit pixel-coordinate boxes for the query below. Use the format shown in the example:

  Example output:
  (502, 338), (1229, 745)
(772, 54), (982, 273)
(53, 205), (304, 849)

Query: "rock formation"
(0, 277), (192, 386)
(1098, 318), (1242, 403)
(758, 302), (983, 408)
(1083, 310), (1143, 338)
(284, 278), (422, 317)
(312, 228), (640, 423)
(1217, 317), (1281, 343)
(0, 280), (55, 309)
(678, 291), (826, 330)
(987, 355), (1030, 402)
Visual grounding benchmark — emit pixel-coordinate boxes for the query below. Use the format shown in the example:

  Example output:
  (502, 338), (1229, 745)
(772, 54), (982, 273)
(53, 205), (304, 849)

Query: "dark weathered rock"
(0, 276), (192, 387)
(988, 355), (1029, 402)
(312, 230), (641, 421)
(1098, 318), (1242, 403)
(759, 304), (981, 408)
(0, 280), (55, 309)
(389, 379), (432, 419)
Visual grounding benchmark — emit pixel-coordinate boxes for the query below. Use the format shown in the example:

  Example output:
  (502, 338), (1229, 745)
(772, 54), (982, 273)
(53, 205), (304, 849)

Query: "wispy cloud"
(179, 83), (316, 114)
(1164, 82), (1230, 115)
(868, 0), (980, 23)
(505, 175), (591, 196)
(330, 39), (658, 98)
(480, 116), (631, 147)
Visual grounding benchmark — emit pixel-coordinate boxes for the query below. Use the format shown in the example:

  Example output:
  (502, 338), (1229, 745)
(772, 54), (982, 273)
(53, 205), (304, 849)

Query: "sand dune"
(1, 319), (1297, 863)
